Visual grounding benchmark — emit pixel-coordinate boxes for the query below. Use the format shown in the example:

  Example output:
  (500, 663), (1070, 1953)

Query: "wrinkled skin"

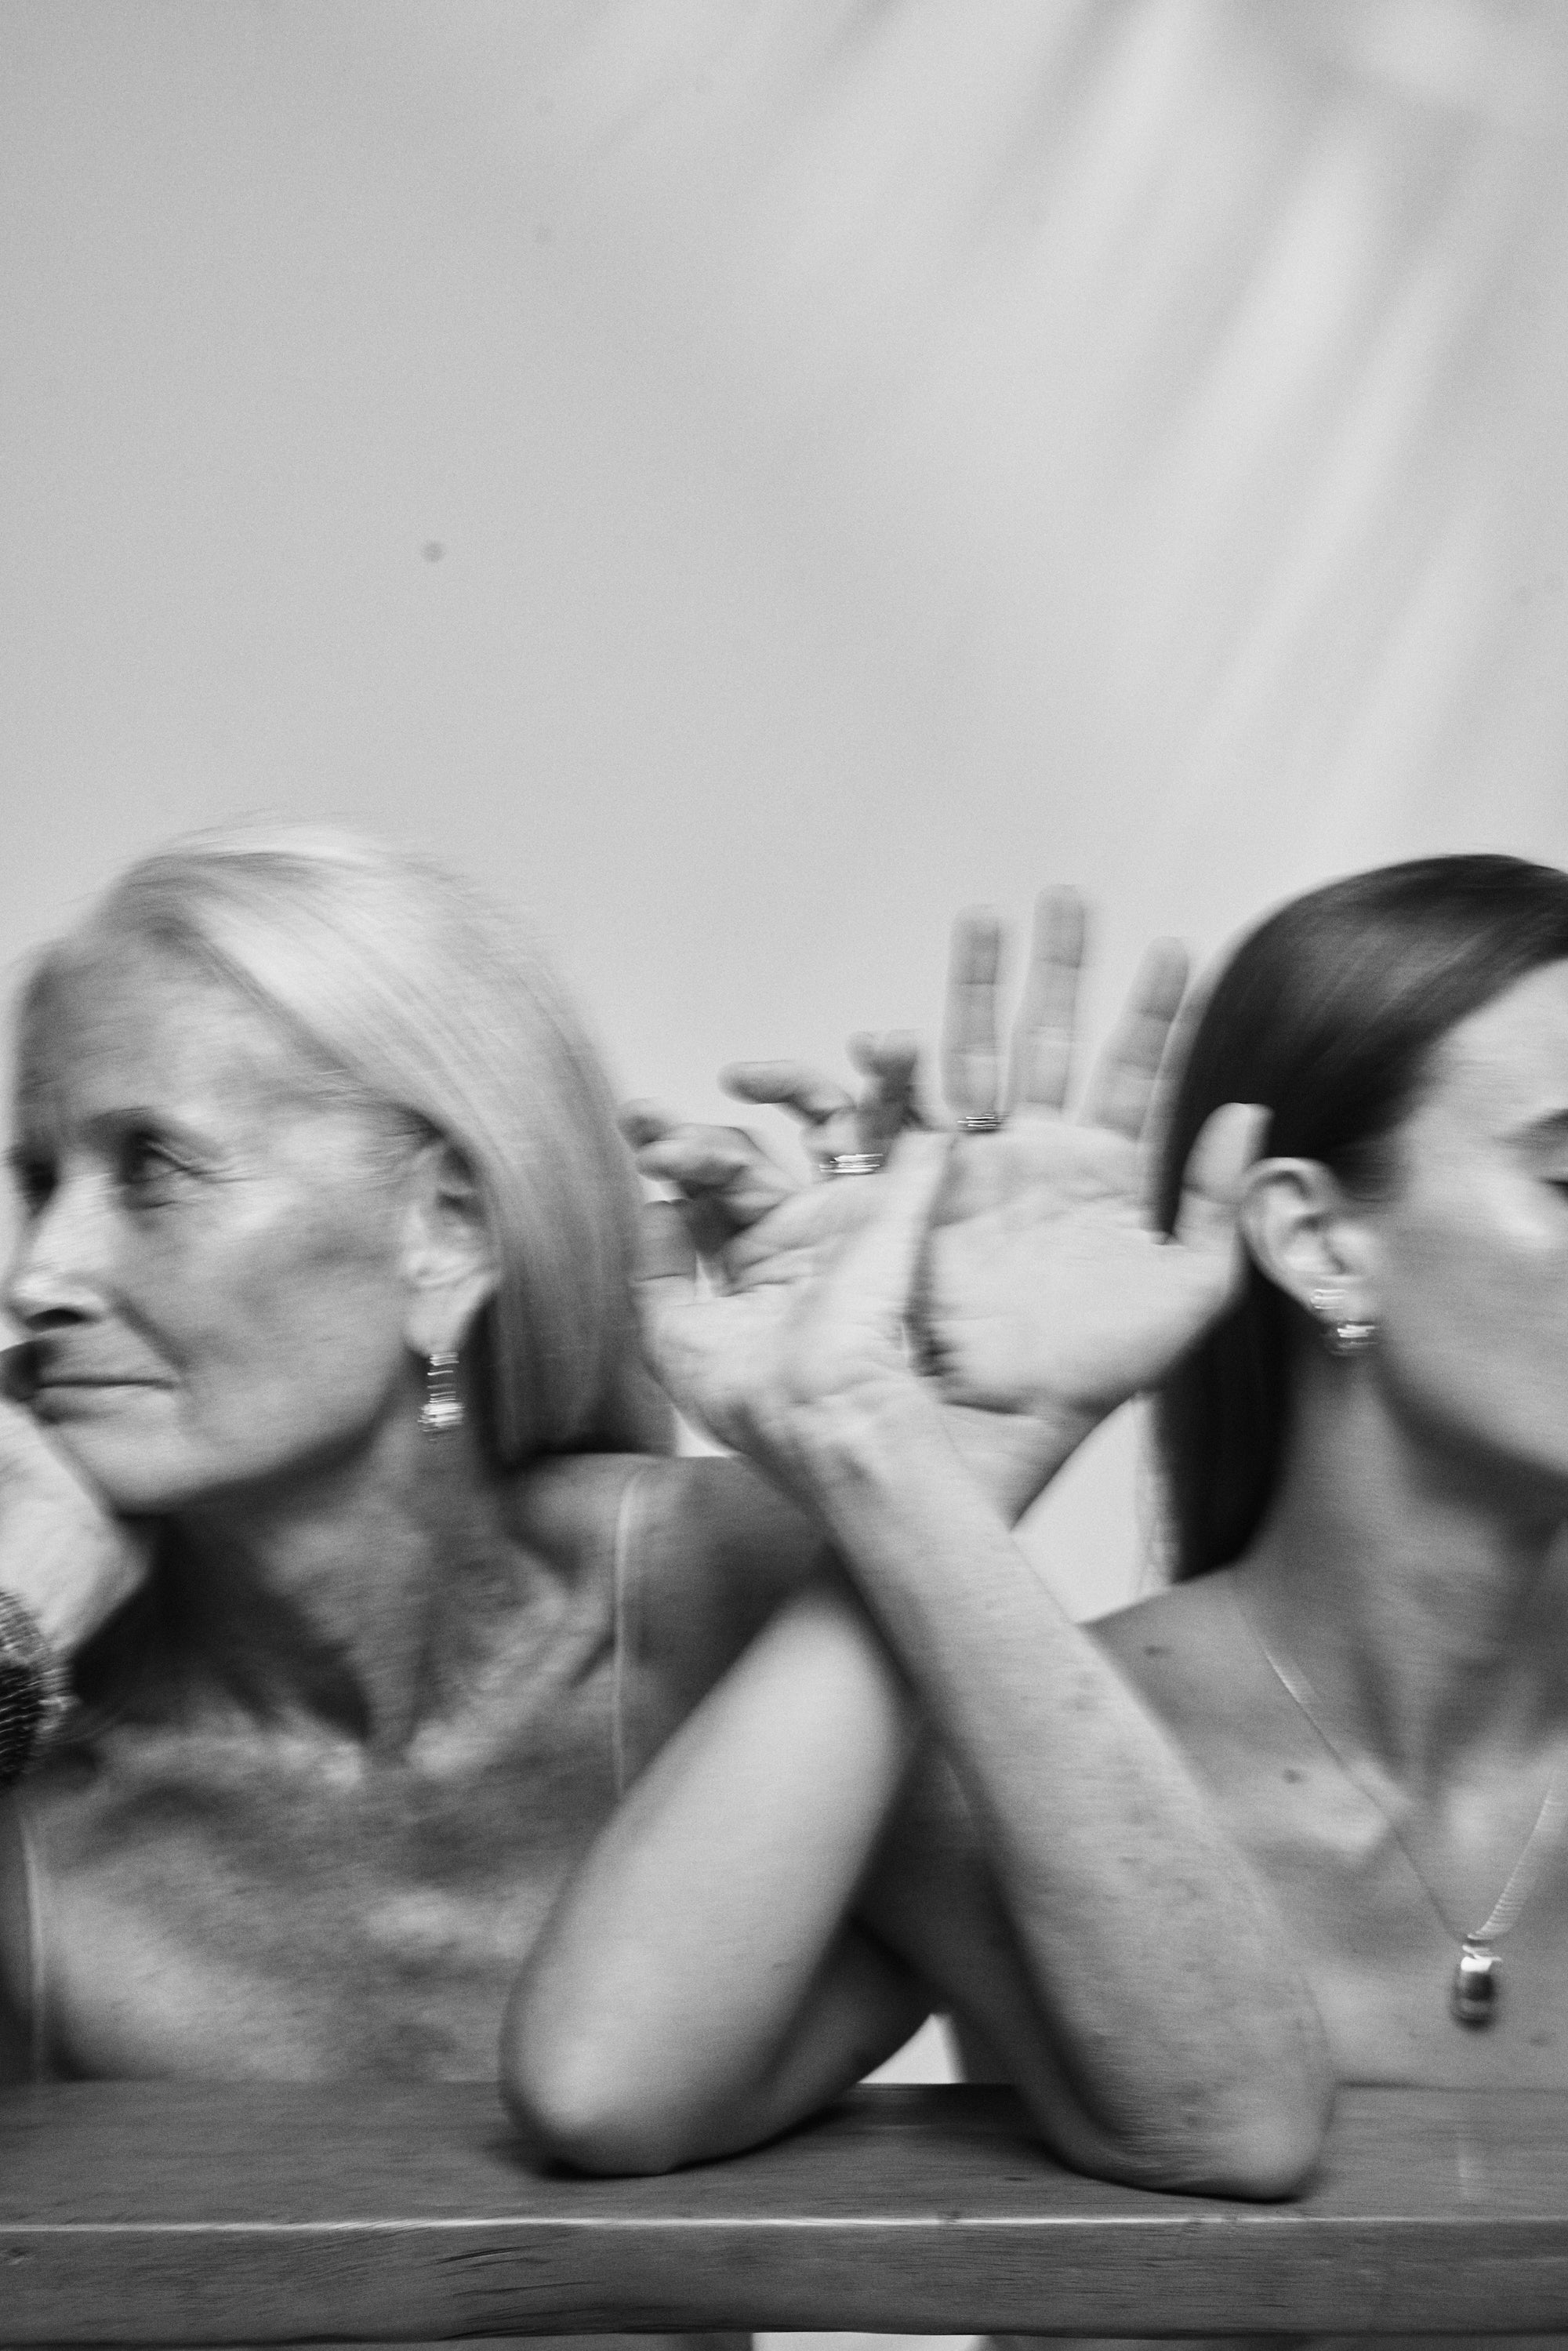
(0, 939), (818, 2087)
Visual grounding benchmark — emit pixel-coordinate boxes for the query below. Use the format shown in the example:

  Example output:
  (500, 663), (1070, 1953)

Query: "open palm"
(624, 892), (1262, 1516)
(924, 1102), (1261, 1424)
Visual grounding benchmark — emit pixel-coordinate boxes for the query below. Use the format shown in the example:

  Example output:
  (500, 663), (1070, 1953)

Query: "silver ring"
(822, 1150), (885, 1178)
(959, 1113), (1006, 1134)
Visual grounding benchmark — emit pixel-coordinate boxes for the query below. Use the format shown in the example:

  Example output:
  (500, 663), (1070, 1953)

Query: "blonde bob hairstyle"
(21, 825), (670, 1466)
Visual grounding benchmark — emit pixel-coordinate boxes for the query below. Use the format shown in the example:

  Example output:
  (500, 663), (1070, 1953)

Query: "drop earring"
(1307, 1288), (1377, 1358)
(419, 1349), (464, 1435)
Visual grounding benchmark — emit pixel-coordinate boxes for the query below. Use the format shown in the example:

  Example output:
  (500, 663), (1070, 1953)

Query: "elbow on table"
(500, 2005), (697, 2176)
(1206, 2016), (1338, 2201)
(1097, 2069), (1334, 2204)
(1033, 2013), (1334, 2204)
(1175, 2094), (1331, 2202)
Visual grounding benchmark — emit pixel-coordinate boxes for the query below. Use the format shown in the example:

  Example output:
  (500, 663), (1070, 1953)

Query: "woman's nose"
(4, 1170), (113, 1326)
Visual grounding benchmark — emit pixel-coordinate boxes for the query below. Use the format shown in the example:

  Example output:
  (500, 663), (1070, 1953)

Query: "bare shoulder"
(1090, 1569), (1276, 1779)
(628, 1455), (824, 1705)
(636, 1454), (820, 1590)
(508, 1450), (822, 1707)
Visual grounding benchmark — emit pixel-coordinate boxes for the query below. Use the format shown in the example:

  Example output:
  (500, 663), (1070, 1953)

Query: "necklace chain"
(1236, 1592), (1568, 1950)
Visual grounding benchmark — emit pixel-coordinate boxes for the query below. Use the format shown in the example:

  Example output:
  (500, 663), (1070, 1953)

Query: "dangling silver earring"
(1308, 1288), (1377, 1358)
(419, 1349), (464, 1435)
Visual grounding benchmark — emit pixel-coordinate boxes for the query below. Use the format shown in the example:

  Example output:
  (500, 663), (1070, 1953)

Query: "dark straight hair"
(1153, 854), (1568, 1583)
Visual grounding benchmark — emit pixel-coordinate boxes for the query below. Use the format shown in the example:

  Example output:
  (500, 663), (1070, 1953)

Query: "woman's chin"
(33, 1407), (190, 1516)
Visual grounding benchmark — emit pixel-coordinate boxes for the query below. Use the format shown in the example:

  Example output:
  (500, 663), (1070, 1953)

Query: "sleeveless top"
(0, 1458), (748, 2351)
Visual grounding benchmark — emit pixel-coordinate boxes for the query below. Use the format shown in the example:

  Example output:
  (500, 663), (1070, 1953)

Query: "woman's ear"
(1239, 1157), (1377, 1329)
(398, 1140), (500, 1360)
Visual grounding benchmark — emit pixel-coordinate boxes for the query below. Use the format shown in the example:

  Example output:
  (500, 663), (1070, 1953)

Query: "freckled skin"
(1094, 1579), (1568, 2093)
(0, 944), (817, 2084)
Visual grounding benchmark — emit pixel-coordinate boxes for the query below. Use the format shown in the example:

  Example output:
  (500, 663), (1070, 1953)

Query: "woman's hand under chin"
(0, 1351), (153, 1656)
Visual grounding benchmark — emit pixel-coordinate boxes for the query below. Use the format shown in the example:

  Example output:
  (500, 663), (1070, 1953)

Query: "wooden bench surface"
(4, 2080), (1568, 2340)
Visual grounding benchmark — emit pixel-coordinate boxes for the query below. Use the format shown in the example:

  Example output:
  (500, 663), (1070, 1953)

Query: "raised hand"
(722, 1032), (924, 1177)
(916, 894), (1262, 1508)
(927, 1097), (1265, 1421)
(633, 1138), (953, 1485)
(621, 1104), (870, 1297)
(618, 898), (1080, 1293)
(925, 891), (1243, 1391)
(622, 891), (1263, 1521)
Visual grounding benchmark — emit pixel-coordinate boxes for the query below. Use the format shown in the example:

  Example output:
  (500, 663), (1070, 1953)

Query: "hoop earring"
(1308, 1289), (1377, 1358)
(419, 1349), (465, 1435)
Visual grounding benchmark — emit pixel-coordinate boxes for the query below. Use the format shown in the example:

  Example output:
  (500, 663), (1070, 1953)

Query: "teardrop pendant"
(1451, 1940), (1501, 2027)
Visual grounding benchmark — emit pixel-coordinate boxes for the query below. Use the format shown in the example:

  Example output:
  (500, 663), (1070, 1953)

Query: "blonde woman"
(0, 833), (1321, 2260)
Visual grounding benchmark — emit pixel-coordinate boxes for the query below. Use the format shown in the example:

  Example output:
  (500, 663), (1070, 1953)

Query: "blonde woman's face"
(1367, 957), (1568, 1502)
(6, 939), (423, 1515)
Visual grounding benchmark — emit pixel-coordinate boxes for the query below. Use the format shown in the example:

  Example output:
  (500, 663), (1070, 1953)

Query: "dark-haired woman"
(507, 853), (1568, 2194)
(1120, 851), (1568, 2083)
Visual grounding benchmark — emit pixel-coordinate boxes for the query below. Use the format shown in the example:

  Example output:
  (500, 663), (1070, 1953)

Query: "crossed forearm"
(781, 1375), (1333, 2196)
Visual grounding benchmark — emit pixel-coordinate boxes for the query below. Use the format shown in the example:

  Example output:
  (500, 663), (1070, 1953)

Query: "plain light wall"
(5, 0), (1568, 1621)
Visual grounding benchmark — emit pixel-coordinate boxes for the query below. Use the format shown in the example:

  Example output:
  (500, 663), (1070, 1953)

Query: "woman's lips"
(31, 1375), (171, 1398)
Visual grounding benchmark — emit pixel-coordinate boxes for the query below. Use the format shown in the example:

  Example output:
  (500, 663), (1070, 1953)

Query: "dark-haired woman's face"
(5, 939), (423, 1515)
(1368, 957), (1568, 1500)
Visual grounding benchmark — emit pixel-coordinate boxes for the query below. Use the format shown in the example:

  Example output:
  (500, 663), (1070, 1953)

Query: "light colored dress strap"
(609, 1457), (657, 1800)
(3, 1787), (50, 2081)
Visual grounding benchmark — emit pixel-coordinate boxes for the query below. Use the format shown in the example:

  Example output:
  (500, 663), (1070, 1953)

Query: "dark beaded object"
(0, 1589), (71, 1785)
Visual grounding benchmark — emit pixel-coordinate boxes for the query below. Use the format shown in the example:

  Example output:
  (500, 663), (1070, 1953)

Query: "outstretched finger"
(633, 1123), (786, 1195)
(1170, 1102), (1270, 1265)
(1080, 938), (1189, 1141)
(942, 909), (1005, 1124)
(721, 1061), (856, 1130)
(846, 1029), (928, 1149)
(620, 1099), (681, 1150)
(633, 1123), (793, 1257)
(1007, 886), (1086, 1116)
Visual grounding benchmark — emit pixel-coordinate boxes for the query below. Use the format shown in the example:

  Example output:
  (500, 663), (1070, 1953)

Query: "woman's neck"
(162, 1420), (546, 1754)
(1238, 1362), (1568, 1797)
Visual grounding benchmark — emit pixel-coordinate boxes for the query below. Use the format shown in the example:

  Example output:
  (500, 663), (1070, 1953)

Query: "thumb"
(634, 1197), (699, 1310)
(631, 1199), (710, 1399)
(1171, 1102), (1270, 1260)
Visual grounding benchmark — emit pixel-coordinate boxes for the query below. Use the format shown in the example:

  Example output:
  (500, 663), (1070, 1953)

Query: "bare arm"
(505, 906), (1330, 2193)
(797, 1373), (1328, 2196)
(505, 1136), (1329, 2195)
(503, 1579), (928, 2171)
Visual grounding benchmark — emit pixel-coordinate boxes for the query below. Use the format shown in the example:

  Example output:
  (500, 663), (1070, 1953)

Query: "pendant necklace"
(1236, 1594), (1568, 2029)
